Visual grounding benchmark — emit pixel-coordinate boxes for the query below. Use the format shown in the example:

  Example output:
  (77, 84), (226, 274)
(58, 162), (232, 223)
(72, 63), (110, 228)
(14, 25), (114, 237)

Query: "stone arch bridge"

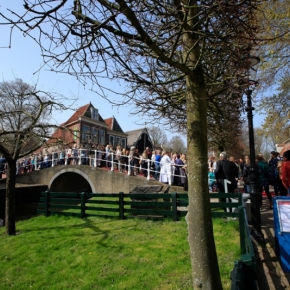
(10, 165), (179, 193)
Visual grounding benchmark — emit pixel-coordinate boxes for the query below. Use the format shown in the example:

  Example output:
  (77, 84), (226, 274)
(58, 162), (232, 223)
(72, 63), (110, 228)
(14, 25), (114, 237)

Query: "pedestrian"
(242, 156), (251, 194)
(268, 151), (280, 196)
(257, 155), (272, 209)
(159, 151), (173, 184)
(214, 152), (238, 212)
(281, 150), (290, 195)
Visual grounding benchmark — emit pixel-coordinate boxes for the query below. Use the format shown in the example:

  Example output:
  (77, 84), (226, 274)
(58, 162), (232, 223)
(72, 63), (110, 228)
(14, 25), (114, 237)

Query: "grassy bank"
(0, 216), (240, 290)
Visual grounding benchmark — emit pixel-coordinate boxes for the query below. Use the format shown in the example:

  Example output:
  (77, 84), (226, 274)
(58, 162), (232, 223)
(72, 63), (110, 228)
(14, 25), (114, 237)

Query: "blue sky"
(0, 2), (148, 132)
(0, 1), (264, 135)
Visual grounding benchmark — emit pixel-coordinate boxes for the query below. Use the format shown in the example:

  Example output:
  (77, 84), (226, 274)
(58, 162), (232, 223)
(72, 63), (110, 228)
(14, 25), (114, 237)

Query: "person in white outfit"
(159, 151), (172, 184)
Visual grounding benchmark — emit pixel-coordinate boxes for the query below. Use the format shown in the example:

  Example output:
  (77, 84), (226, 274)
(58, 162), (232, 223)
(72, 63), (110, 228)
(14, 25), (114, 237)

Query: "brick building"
(52, 103), (127, 148)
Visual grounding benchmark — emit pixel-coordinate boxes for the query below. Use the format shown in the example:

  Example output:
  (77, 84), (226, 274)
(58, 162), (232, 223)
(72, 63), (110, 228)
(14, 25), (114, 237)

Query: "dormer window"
(90, 107), (99, 120)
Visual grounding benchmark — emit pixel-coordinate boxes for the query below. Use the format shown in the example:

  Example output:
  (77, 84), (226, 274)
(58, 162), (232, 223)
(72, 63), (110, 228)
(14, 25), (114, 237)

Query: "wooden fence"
(38, 191), (243, 220)
(37, 191), (256, 287)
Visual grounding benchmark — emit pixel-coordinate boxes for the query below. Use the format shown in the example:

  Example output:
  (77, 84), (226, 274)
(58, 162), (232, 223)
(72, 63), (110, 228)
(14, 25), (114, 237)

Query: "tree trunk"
(5, 160), (17, 235)
(186, 75), (223, 290)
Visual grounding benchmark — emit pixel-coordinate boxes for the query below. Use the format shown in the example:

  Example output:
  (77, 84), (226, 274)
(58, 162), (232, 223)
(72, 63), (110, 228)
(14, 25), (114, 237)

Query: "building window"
(73, 128), (78, 141)
(121, 138), (126, 149)
(82, 125), (90, 143)
(90, 107), (99, 120)
(99, 129), (105, 145)
(109, 135), (115, 147)
(91, 127), (98, 144)
(116, 137), (120, 146)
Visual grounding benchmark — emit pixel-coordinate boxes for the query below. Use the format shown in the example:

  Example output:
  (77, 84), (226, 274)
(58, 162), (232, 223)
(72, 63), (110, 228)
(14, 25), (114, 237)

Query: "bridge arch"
(48, 168), (96, 193)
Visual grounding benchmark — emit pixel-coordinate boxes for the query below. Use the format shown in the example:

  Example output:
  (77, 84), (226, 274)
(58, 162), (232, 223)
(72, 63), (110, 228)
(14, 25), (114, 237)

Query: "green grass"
(0, 216), (240, 290)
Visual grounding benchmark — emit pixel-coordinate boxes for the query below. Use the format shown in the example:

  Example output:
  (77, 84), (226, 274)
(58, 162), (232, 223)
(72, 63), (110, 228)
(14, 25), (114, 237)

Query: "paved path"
(255, 198), (290, 290)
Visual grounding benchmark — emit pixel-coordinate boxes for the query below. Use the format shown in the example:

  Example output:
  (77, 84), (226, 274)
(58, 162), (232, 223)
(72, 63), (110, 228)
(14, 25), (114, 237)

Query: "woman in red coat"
(281, 150), (290, 195)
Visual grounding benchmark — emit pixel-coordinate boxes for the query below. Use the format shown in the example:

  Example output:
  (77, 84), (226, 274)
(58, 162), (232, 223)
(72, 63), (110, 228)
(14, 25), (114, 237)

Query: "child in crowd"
(208, 169), (216, 192)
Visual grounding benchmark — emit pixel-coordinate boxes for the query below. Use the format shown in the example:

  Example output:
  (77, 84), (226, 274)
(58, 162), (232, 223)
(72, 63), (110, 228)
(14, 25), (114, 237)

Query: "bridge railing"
(16, 150), (186, 185)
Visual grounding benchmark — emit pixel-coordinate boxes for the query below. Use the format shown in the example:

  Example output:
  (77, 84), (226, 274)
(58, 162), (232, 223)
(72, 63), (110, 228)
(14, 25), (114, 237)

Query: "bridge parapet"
(12, 165), (167, 193)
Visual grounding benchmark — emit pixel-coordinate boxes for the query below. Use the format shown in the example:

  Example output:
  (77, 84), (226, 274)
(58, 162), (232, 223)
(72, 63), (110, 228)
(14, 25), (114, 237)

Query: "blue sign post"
(273, 196), (290, 273)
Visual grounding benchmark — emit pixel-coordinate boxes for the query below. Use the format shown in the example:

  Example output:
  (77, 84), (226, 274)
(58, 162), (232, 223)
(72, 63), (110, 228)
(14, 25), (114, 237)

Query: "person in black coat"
(214, 152), (238, 212)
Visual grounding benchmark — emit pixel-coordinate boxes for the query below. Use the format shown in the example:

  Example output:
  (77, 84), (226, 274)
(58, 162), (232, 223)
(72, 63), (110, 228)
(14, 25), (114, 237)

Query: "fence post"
(128, 156), (131, 176)
(44, 190), (49, 217)
(78, 149), (82, 165)
(80, 192), (86, 218)
(119, 192), (124, 219)
(171, 192), (177, 221)
(238, 205), (246, 255)
(147, 159), (150, 180)
(94, 150), (97, 168)
(111, 153), (114, 171)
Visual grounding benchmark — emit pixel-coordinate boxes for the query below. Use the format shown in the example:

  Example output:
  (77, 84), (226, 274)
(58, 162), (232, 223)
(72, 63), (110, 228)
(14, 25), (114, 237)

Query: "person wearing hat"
(268, 151), (280, 196)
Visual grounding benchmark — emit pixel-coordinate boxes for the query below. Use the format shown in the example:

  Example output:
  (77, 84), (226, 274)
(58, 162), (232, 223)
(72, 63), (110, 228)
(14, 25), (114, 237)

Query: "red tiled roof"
(62, 103), (90, 126)
(104, 117), (113, 130)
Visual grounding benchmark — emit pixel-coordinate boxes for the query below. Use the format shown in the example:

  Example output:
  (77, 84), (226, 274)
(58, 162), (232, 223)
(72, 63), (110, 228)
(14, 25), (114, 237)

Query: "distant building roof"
(104, 117), (124, 133)
(62, 104), (90, 126)
(125, 128), (153, 147)
(61, 103), (105, 126)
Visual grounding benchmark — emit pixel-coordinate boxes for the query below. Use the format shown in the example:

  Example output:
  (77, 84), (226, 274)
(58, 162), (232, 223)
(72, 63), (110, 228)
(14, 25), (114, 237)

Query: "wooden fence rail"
(37, 190), (256, 284)
(38, 191), (243, 220)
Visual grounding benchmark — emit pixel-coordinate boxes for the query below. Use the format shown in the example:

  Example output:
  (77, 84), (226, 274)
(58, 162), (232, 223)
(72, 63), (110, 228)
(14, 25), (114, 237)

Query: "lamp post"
(243, 55), (263, 239)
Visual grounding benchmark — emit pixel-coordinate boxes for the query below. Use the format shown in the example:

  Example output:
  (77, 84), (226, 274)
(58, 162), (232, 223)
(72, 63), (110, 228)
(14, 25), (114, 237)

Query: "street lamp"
(243, 54), (263, 239)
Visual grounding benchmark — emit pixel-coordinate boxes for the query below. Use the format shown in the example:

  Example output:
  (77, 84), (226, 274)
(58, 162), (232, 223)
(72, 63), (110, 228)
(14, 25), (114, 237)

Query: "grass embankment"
(0, 216), (240, 290)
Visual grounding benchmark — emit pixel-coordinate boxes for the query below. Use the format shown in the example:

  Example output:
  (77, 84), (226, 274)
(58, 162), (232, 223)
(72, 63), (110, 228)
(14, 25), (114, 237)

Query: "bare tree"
(0, 79), (70, 235)
(147, 126), (168, 149)
(0, 1), (262, 288)
(167, 135), (186, 153)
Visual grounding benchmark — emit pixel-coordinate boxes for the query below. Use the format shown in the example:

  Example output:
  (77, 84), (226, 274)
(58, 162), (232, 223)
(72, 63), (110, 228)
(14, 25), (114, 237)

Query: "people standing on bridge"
(140, 150), (148, 177)
(52, 151), (59, 166)
(129, 146), (135, 176)
(65, 148), (71, 165)
(73, 144), (79, 165)
(115, 145), (122, 170)
(133, 148), (140, 176)
(159, 151), (172, 184)
(119, 148), (127, 173)
(174, 154), (185, 186)
(281, 150), (290, 195)
(59, 150), (65, 166)
(151, 150), (156, 174)
(181, 153), (187, 166)
(154, 150), (161, 180)
(96, 145), (102, 167)
(80, 145), (88, 165)
(105, 144), (111, 167)
(89, 142), (96, 167)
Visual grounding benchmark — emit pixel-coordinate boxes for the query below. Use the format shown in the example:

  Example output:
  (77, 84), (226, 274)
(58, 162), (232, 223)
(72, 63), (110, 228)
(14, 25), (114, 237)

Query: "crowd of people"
(1, 142), (290, 202)
(208, 150), (290, 210)
(0, 142), (188, 186)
